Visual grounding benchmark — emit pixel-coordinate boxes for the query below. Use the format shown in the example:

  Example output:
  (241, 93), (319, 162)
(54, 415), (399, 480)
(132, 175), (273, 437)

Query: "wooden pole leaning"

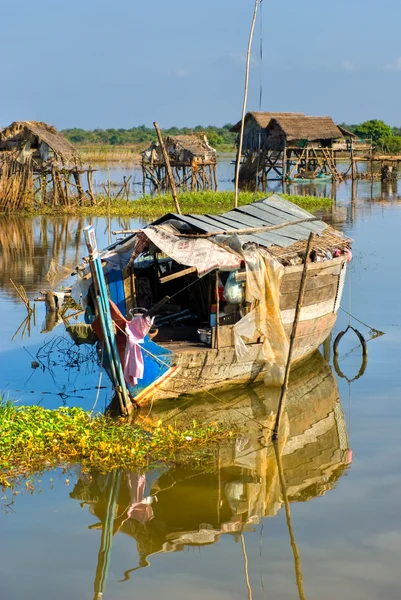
(272, 232), (314, 440)
(153, 121), (182, 215)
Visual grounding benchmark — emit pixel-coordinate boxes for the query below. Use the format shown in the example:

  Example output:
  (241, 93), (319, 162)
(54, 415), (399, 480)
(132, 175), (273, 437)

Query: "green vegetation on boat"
(31, 191), (332, 218)
(0, 401), (233, 487)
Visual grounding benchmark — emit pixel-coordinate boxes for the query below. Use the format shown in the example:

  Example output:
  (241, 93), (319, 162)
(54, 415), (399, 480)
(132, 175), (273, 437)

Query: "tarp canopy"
(135, 226), (242, 274)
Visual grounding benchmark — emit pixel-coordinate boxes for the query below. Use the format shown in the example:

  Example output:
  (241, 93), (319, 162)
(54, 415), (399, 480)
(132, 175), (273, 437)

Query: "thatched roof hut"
(265, 115), (344, 149)
(0, 121), (80, 168)
(0, 122), (92, 212)
(142, 133), (216, 166)
(230, 112), (305, 152)
(231, 112), (345, 153)
(230, 111), (305, 133)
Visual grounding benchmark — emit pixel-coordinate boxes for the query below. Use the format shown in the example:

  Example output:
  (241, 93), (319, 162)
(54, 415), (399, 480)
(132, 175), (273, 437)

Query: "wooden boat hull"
(131, 256), (347, 405)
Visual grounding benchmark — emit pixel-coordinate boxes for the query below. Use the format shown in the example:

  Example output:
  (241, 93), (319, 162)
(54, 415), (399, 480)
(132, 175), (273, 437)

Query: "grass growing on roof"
(0, 400), (233, 487)
(30, 191), (332, 218)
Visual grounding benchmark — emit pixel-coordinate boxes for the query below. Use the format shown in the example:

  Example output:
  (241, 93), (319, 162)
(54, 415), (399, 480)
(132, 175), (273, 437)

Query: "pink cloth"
(344, 248), (353, 262)
(126, 473), (154, 524)
(124, 315), (153, 386)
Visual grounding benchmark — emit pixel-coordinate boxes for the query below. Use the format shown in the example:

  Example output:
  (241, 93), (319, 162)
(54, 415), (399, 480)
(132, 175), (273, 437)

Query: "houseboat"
(72, 194), (351, 406)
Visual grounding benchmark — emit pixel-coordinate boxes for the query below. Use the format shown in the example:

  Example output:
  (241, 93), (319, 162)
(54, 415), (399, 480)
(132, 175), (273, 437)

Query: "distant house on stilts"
(141, 133), (217, 193)
(231, 112), (354, 184)
(0, 121), (95, 211)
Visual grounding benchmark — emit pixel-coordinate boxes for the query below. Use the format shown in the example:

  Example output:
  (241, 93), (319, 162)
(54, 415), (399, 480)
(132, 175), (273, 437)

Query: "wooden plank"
(284, 256), (344, 275)
(122, 265), (133, 314)
(281, 298), (335, 325)
(280, 281), (338, 310)
(284, 312), (336, 338)
(281, 272), (339, 294)
(160, 266), (197, 284)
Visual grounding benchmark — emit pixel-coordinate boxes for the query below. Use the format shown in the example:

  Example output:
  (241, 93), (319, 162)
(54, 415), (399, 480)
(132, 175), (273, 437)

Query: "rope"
(91, 341), (104, 415)
(339, 306), (384, 336)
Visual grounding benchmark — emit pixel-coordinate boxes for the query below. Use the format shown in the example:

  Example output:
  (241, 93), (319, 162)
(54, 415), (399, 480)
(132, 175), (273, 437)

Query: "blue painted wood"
(127, 337), (174, 395)
(107, 269), (126, 316)
(93, 254), (130, 403)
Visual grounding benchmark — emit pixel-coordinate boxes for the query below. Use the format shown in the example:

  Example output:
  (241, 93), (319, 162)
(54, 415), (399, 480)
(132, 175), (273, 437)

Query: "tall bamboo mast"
(234, 0), (260, 208)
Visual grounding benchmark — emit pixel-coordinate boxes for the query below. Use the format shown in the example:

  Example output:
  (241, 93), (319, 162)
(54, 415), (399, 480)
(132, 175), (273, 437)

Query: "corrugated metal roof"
(150, 194), (330, 249)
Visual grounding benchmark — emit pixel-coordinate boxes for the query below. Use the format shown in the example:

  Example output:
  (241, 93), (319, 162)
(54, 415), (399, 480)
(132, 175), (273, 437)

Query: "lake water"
(1, 176), (401, 599)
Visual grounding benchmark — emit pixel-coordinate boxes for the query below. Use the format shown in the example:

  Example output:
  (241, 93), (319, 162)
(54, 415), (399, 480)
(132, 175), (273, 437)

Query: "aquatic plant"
(24, 191), (332, 218)
(0, 400), (232, 487)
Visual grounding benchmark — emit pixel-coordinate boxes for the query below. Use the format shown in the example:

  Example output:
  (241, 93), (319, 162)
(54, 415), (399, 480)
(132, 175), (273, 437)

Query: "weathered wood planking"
(283, 256), (343, 276)
(281, 298), (336, 325)
(280, 281), (338, 310)
(281, 272), (339, 294)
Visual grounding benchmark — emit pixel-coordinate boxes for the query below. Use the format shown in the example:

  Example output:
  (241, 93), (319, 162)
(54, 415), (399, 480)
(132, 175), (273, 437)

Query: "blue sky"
(2, 0), (401, 129)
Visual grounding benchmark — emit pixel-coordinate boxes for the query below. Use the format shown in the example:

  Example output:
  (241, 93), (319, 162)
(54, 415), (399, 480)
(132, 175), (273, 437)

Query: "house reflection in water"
(70, 351), (352, 596)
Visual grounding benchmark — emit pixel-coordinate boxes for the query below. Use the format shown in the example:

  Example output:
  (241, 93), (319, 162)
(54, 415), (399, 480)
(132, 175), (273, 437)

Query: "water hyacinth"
(0, 400), (233, 488)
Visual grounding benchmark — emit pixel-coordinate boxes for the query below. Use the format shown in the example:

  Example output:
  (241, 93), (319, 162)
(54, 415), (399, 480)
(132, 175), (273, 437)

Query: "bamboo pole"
(153, 122), (182, 214)
(107, 168), (111, 245)
(272, 232), (314, 440)
(234, 0), (259, 208)
(215, 270), (220, 351)
(241, 534), (253, 600)
(273, 442), (306, 600)
(93, 471), (122, 600)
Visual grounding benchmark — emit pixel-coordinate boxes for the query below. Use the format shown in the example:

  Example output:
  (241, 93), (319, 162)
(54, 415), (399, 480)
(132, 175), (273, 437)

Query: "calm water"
(1, 176), (401, 598)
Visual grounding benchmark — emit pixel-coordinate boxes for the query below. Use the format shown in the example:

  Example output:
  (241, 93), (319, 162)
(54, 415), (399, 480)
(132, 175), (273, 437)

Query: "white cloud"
(385, 57), (401, 71)
(342, 59), (357, 72)
(172, 67), (188, 78)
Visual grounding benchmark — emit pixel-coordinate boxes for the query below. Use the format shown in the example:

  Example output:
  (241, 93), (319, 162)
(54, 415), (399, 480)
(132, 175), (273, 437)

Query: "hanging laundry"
(124, 315), (153, 385)
(344, 248), (353, 262)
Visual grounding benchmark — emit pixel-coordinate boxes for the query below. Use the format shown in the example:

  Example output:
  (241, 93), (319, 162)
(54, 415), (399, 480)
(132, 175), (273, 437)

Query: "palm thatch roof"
(0, 121), (80, 163)
(142, 132), (216, 165)
(164, 133), (215, 156)
(230, 112), (305, 132)
(267, 115), (343, 141)
(337, 125), (357, 138)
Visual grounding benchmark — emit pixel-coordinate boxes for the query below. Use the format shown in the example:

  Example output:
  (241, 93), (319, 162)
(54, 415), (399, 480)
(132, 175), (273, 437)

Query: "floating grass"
(22, 191), (332, 218)
(0, 401), (233, 488)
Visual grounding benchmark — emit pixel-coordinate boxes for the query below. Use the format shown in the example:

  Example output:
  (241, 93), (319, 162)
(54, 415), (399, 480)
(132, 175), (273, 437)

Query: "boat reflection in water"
(70, 351), (352, 597)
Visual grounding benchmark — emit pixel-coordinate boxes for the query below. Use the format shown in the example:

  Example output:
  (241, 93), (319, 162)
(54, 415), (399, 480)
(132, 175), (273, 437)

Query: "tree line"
(61, 124), (237, 148)
(62, 119), (401, 154)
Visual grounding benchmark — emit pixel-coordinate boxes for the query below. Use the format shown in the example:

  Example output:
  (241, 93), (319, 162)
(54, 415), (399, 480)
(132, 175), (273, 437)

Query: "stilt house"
(0, 121), (95, 211)
(232, 112), (348, 184)
(141, 133), (217, 192)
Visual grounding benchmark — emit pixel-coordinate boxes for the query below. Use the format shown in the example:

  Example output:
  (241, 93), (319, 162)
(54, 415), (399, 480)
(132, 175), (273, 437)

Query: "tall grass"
(30, 191), (332, 218)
